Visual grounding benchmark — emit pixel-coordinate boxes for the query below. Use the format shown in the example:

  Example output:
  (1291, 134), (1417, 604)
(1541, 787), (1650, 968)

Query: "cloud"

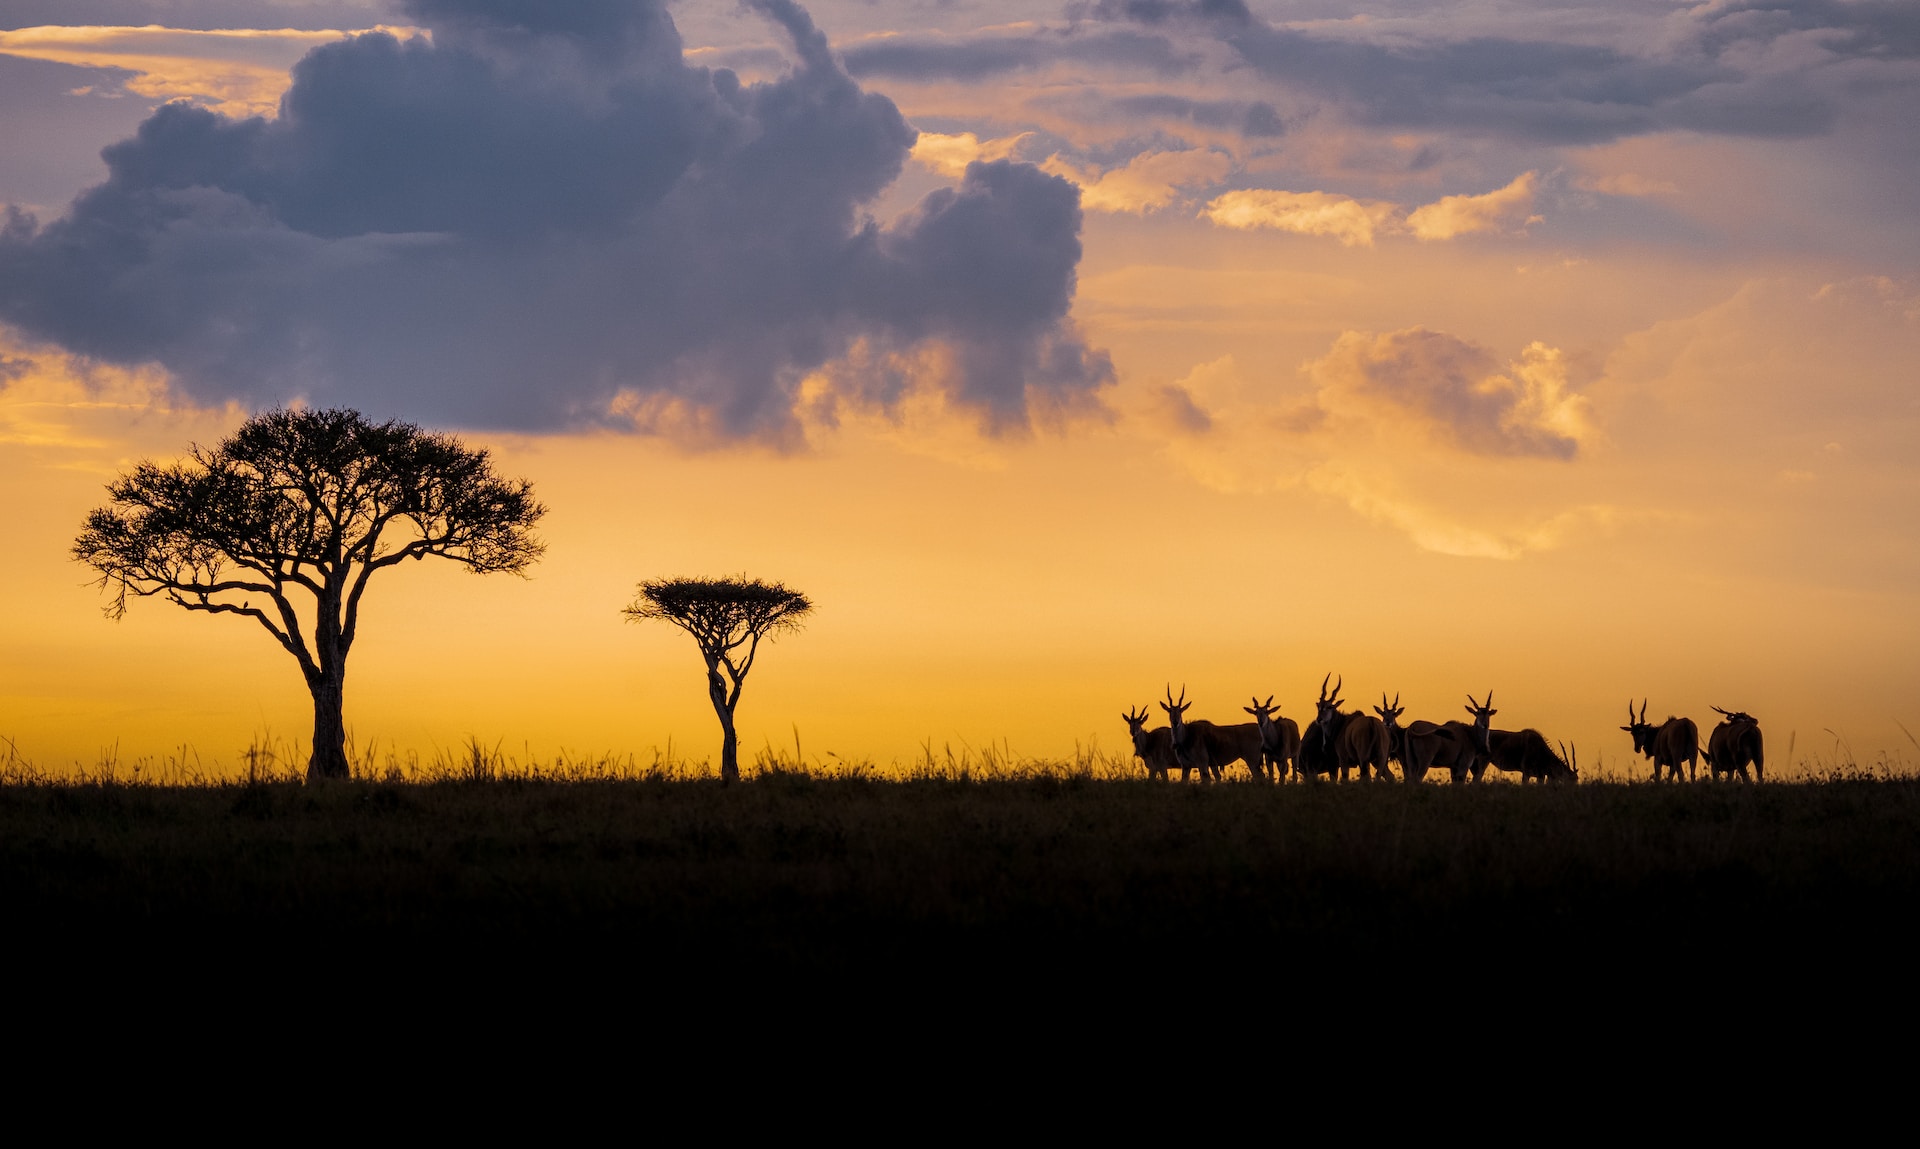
(910, 130), (1032, 179)
(1201, 173), (1539, 245)
(1573, 171), (1678, 198)
(1129, 350), (1611, 556)
(1304, 328), (1591, 458)
(839, 26), (1195, 82)
(1151, 383), (1212, 434)
(0, 25), (397, 117)
(1305, 466), (1624, 560)
(1201, 189), (1398, 246)
(1405, 171), (1539, 239)
(1045, 147), (1232, 213)
(0, 0), (1111, 440)
(1103, 92), (1284, 137)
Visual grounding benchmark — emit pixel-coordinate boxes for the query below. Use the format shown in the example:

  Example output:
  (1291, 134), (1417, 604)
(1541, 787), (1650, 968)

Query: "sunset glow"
(3, 0), (1916, 778)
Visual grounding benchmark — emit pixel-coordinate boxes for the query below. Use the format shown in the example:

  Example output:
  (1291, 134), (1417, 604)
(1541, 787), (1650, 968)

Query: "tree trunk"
(707, 667), (739, 783)
(308, 673), (350, 781)
(719, 715), (739, 783)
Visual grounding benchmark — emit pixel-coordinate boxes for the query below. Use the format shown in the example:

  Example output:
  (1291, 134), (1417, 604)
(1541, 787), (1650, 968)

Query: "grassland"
(5, 757), (1916, 989)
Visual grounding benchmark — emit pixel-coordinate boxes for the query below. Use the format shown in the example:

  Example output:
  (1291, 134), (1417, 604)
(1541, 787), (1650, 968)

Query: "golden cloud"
(1200, 189), (1399, 247)
(1201, 172), (1541, 245)
(909, 130), (1034, 179)
(1405, 171), (1540, 240)
(1044, 148), (1233, 214)
(0, 25), (419, 118)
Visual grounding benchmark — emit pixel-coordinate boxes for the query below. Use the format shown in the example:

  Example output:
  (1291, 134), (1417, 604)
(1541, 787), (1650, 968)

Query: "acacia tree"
(74, 407), (545, 781)
(623, 577), (814, 783)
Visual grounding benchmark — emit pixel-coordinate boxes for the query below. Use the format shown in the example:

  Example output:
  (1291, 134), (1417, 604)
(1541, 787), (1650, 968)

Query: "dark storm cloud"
(0, 1), (396, 30)
(860, 0), (1917, 147)
(839, 27), (1195, 82)
(1107, 93), (1283, 137)
(0, 0), (1110, 437)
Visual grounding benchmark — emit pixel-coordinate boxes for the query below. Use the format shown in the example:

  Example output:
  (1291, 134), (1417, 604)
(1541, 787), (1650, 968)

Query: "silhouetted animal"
(1245, 696), (1300, 782)
(1314, 675), (1393, 782)
(1472, 729), (1578, 783)
(1123, 704), (1186, 781)
(1622, 699), (1699, 782)
(1374, 694), (1409, 773)
(1704, 707), (1764, 782)
(1399, 694), (1496, 783)
(1296, 675), (1343, 781)
(1160, 686), (1264, 781)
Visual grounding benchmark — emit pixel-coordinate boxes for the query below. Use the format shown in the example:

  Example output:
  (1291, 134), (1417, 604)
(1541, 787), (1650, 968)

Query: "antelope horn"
(1333, 675), (1342, 698)
(1392, 693), (1400, 709)
(1264, 695), (1274, 709)
(1640, 699), (1648, 723)
(1319, 672), (1331, 702)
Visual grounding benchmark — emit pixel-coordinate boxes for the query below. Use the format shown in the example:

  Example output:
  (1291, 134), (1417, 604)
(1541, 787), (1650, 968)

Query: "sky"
(2, 0), (1917, 778)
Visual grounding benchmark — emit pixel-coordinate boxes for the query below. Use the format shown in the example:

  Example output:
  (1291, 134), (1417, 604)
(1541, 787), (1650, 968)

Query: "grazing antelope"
(1704, 707), (1764, 783)
(1122, 704), (1186, 781)
(1161, 686), (1266, 782)
(1399, 694), (1496, 784)
(1245, 695), (1301, 782)
(1622, 700), (1699, 782)
(1313, 675), (1393, 782)
(1471, 729), (1577, 783)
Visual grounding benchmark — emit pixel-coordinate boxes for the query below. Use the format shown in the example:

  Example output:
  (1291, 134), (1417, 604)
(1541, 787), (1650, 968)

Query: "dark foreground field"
(5, 776), (1917, 989)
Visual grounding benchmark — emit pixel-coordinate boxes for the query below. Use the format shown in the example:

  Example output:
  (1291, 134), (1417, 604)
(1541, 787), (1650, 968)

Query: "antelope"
(1161, 685), (1266, 782)
(1704, 707), (1764, 782)
(1471, 730), (1577, 783)
(1373, 694), (1407, 773)
(1245, 695), (1300, 782)
(1295, 674), (1341, 780)
(1122, 704), (1185, 781)
(1622, 700), (1699, 782)
(1399, 694), (1496, 784)
(1313, 675), (1393, 782)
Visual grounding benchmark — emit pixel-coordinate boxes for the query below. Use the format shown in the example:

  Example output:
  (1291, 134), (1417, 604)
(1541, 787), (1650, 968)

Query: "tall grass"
(3, 726), (1916, 787)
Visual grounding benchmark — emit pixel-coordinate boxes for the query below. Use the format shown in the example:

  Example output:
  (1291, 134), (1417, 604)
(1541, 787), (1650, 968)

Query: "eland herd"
(1123, 677), (1767, 784)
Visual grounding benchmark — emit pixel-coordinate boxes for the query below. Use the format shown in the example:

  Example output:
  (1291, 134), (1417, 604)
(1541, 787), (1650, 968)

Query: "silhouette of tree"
(623, 577), (813, 783)
(73, 408), (545, 781)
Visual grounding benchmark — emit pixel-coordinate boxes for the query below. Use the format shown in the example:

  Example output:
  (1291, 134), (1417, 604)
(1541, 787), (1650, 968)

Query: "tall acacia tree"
(623, 577), (813, 783)
(74, 408), (546, 781)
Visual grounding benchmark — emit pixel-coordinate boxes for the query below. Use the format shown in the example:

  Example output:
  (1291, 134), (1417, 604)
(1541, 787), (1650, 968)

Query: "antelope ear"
(1619, 725), (1632, 731)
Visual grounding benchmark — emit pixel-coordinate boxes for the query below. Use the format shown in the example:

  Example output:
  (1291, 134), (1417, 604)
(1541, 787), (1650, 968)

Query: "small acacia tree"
(623, 577), (813, 783)
(74, 407), (546, 781)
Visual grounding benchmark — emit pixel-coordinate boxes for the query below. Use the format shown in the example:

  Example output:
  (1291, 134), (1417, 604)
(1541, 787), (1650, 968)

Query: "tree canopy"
(74, 407), (545, 779)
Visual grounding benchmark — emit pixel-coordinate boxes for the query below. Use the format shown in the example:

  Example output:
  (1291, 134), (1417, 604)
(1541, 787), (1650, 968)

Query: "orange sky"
(2, 2), (1916, 777)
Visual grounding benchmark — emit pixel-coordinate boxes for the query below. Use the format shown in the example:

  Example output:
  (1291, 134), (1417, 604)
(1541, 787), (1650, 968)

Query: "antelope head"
(1559, 741), (1579, 783)
(1161, 684), (1192, 748)
(1122, 704), (1152, 753)
(1464, 692), (1496, 755)
(1712, 705), (1758, 726)
(1314, 673), (1345, 729)
(1245, 695), (1282, 748)
(1621, 698), (1654, 753)
(1372, 692), (1404, 730)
